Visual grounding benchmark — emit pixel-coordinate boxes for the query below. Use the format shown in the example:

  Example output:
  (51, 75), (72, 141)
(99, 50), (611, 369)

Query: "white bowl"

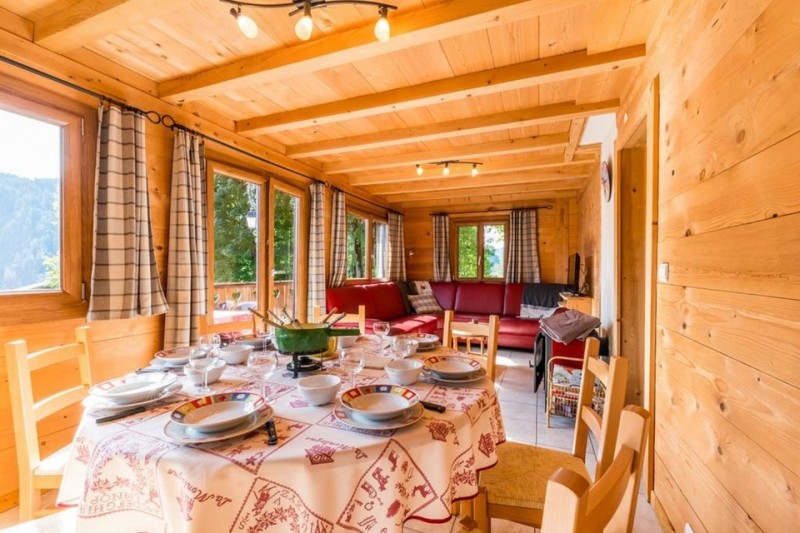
(219, 344), (254, 365)
(337, 335), (358, 349)
(298, 374), (342, 406)
(183, 359), (226, 386)
(385, 359), (423, 385)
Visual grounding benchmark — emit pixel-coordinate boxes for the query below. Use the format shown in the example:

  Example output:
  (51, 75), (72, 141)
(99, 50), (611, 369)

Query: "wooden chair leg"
(18, 483), (37, 523)
(460, 496), (474, 518)
(451, 500), (460, 516)
(474, 487), (490, 533)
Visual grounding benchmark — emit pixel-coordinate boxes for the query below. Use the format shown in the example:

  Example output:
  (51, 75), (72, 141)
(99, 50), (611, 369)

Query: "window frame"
(0, 84), (93, 326)
(451, 218), (509, 282)
(344, 207), (389, 284)
(268, 180), (308, 321)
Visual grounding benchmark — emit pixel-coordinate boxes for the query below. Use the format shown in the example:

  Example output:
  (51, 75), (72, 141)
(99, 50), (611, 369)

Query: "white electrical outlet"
(684, 523), (695, 533)
(658, 262), (670, 282)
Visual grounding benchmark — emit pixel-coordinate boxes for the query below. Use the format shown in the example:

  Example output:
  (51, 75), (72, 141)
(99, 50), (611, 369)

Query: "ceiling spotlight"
(374, 5), (390, 43)
(294, 1), (313, 41)
(471, 163), (479, 177)
(230, 6), (259, 39)
(442, 163), (450, 177)
(416, 164), (423, 176)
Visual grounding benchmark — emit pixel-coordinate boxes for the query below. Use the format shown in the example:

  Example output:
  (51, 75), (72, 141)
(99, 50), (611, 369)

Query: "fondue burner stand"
(285, 354), (323, 378)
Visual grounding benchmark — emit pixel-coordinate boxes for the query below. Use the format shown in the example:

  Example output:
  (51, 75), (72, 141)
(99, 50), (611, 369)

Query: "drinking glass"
(189, 346), (218, 395)
(248, 351), (278, 403)
(340, 348), (366, 388)
(373, 321), (390, 354)
(390, 337), (413, 360)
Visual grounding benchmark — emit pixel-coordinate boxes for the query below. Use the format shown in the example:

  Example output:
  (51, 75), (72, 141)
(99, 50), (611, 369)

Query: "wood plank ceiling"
(1, 0), (664, 210)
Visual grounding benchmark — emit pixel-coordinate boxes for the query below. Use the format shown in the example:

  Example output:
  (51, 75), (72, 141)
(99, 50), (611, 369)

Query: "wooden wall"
(404, 197), (580, 283)
(577, 169), (601, 315)
(619, 0), (800, 530)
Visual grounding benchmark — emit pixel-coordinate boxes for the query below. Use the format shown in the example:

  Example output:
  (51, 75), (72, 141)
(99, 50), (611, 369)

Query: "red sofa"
(325, 282), (438, 335)
(429, 282), (541, 350)
(325, 281), (544, 350)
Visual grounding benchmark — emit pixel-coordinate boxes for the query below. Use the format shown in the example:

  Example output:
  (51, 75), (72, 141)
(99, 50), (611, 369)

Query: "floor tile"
(535, 424), (574, 451)
(499, 400), (537, 421)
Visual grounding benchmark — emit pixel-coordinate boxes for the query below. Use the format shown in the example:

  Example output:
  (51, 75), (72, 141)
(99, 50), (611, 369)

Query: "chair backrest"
(5, 326), (93, 475)
(571, 338), (628, 476)
(313, 304), (366, 334)
(442, 310), (500, 380)
(541, 405), (650, 533)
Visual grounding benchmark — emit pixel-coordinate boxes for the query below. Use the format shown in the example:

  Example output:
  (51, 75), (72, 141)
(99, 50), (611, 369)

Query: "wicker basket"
(546, 356), (606, 422)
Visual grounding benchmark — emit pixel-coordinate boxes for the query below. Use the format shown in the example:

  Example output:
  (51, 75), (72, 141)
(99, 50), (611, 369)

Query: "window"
(345, 210), (388, 282)
(454, 221), (507, 281)
(271, 184), (305, 319)
(0, 87), (90, 324)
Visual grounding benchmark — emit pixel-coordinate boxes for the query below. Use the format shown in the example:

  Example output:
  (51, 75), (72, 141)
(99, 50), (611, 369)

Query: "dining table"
(56, 335), (506, 533)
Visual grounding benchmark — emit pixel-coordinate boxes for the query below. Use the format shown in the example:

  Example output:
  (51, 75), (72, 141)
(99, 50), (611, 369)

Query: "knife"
(95, 406), (146, 424)
(265, 419), (278, 445)
(421, 401), (446, 413)
(135, 367), (169, 373)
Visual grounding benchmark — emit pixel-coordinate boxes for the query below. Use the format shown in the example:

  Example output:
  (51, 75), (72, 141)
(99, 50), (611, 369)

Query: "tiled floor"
(0, 349), (662, 533)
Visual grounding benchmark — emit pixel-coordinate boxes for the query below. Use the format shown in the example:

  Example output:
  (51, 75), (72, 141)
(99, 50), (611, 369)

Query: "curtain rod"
(430, 205), (553, 216)
(0, 54), (401, 215)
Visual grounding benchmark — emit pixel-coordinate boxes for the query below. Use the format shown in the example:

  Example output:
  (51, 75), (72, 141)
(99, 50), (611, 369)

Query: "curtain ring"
(161, 114), (177, 129)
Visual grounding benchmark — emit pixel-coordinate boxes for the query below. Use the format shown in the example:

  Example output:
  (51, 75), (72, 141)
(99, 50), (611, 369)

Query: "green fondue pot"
(273, 324), (360, 355)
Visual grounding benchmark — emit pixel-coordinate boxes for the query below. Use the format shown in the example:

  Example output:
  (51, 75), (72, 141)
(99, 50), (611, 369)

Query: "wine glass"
(248, 351), (278, 403)
(189, 346), (218, 395)
(390, 337), (413, 360)
(373, 321), (390, 355)
(339, 348), (366, 388)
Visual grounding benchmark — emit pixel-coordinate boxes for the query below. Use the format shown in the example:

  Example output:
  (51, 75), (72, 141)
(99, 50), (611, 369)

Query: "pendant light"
(416, 164), (423, 176)
(374, 5), (390, 43)
(230, 6), (259, 39)
(294, 0), (314, 41)
(442, 163), (450, 177)
(471, 163), (479, 177)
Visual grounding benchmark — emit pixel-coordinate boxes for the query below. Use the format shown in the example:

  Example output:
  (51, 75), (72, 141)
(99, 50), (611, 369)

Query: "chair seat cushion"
(479, 442), (590, 510)
(34, 445), (71, 478)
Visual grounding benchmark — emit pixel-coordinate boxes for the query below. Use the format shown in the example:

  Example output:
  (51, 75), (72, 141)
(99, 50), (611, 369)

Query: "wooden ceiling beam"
(564, 118), (585, 161)
(385, 179), (584, 203)
(322, 133), (569, 174)
(239, 45), (645, 134)
(391, 190), (578, 210)
(34, 0), (193, 52)
(349, 152), (596, 185)
(363, 169), (590, 196)
(158, 0), (588, 102)
(275, 99), (617, 152)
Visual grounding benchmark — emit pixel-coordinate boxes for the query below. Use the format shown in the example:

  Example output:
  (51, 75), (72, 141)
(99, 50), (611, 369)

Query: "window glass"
(0, 109), (62, 293)
(457, 225), (478, 279)
(372, 222), (388, 279)
(212, 172), (259, 322)
(483, 224), (506, 278)
(346, 213), (367, 279)
(273, 189), (299, 317)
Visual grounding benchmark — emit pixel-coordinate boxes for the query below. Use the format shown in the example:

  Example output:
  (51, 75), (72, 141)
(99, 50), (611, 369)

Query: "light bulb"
(231, 7), (259, 39)
(374, 7), (390, 43)
(295, 14), (313, 40)
(471, 164), (479, 177)
(443, 163), (450, 177)
(416, 164), (423, 176)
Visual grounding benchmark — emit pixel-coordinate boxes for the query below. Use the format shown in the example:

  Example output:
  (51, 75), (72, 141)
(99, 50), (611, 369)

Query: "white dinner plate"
(423, 355), (482, 379)
(171, 392), (265, 433)
(88, 373), (179, 405)
(334, 402), (424, 431)
(154, 346), (194, 367)
(415, 342), (440, 352)
(83, 383), (183, 412)
(163, 407), (273, 445)
(425, 367), (487, 385)
(339, 384), (419, 421)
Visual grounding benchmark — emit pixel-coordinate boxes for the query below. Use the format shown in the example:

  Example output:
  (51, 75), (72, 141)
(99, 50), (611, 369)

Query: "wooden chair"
(4, 326), (94, 522)
(541, 405), (651, 533)
(442, 310), (500, 381)
(312, 304), (366, 334)
(473, 338), (628, 532)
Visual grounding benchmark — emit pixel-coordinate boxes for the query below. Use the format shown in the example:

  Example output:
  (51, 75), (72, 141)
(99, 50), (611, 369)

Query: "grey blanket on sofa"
(522, 283), (572, 308)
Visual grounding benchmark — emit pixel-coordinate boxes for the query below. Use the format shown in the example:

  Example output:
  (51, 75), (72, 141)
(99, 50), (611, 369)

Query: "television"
(567, 253), (581, 294)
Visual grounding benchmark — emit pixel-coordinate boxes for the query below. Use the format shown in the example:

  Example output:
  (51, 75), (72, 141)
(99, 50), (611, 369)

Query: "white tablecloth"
(58, 338), (506, 532)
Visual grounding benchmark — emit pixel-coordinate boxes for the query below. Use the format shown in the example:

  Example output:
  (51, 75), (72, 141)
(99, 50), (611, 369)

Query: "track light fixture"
(222, 1), (398, 42)
(415, 160), (484, 178)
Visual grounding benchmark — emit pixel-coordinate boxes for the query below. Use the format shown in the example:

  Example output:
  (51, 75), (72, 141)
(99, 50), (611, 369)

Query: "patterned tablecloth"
(57, 337), (506, 533)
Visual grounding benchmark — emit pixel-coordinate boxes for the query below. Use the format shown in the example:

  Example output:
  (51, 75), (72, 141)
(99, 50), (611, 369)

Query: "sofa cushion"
(429, 282), (457, 310)
(388, 314), (438, 335)
(364, 283), (406, 320)
(408, 294), (443, 314)
(503, 283), (525, 316)
(500, 316), (541, 336)
(454, 283), (505, 315)
(326, 285), (372, 315)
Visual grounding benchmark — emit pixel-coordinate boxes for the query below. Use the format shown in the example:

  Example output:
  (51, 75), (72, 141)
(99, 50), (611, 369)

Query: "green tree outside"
(213, 173), (257, 283)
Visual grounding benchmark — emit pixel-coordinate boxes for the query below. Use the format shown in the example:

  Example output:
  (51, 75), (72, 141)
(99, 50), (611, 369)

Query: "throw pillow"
(519, 304), (557, 319)
(408, 294), (443, 314)
(413, 280), (433, 295)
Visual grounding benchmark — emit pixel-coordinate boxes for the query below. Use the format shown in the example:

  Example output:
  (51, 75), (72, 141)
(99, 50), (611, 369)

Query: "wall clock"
(601, 160), (612, 202)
